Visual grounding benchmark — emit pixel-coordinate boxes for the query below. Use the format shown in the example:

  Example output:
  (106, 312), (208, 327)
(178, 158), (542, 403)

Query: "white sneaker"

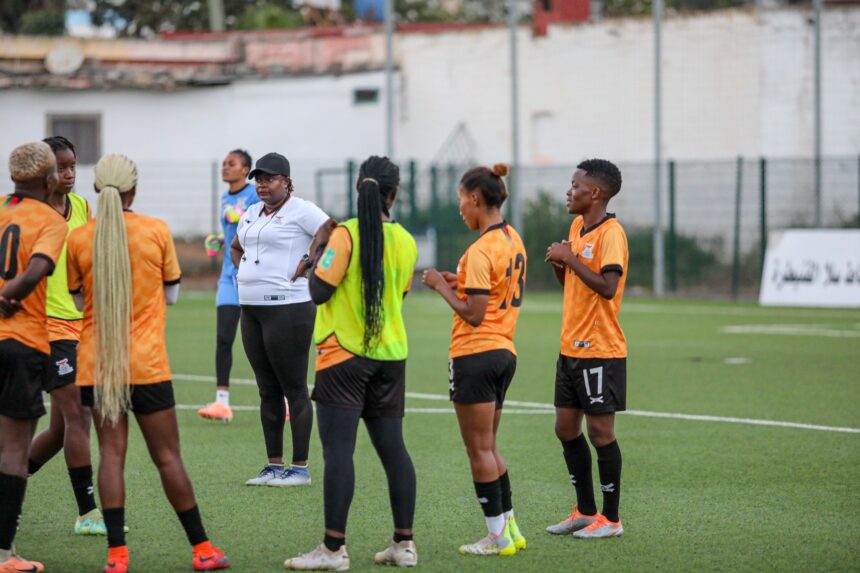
(374, 539), (417, 567)
(268, 466), (311, 487)
(572, 514), (624, 539)
(245, 465), (282, 486)
(284, 544), (349, 571)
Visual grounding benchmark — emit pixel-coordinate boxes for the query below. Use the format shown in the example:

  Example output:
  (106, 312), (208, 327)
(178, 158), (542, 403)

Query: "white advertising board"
(759, 229), (860, 308)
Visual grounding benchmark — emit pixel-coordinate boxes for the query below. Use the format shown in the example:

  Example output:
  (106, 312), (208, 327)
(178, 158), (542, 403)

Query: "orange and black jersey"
(67, 212), (181, 386)
(560, 214), (628, 359)
(0, 194), (66, 355)
(449, 222), (526, 359)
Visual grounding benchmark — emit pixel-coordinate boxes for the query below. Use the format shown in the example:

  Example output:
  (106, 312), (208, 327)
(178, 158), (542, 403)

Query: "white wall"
(397, 7), (860, 165)
(0, 72), (387, 234)
(1, 7), (858, 235)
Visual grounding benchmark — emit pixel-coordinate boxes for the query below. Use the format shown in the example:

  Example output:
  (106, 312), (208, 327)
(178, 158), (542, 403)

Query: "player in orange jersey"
(423, 164), (527, 556)
(545, 159), (628, 539)
(66, 154), (230, 573)
(26, 136), (109, 536)
(0, 141), (65, 573)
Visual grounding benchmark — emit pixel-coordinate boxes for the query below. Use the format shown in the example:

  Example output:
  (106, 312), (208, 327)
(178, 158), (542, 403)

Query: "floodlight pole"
(385, 0), (395, 158)
(813, 0), (822, 227)
(653, 0), (665, 297)
(207, 0), (225, 31)
(509, 0), (522, 233)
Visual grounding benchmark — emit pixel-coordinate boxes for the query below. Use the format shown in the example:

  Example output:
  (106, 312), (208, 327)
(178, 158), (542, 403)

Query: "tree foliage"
(0, 0), (63, 33)
(20, 9), (66, 36)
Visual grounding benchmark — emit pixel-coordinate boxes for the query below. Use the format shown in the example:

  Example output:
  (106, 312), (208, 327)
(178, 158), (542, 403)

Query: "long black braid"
(356, 156), (400, 353)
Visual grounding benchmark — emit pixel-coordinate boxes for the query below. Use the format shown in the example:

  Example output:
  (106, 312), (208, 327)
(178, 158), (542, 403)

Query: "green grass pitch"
(18, 291), (860, 572)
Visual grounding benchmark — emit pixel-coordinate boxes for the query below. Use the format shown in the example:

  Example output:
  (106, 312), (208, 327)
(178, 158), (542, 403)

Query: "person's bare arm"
(0, 257), (55, 317)
(546, 242), (621, 300)
(422, 268), (489, 327)
(230, 235), (244, 269)
(292, 218), (337, 282)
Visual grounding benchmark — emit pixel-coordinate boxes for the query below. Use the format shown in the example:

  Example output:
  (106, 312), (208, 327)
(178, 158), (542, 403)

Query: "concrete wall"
(0, 7), (858, 235)
(0, 72), (386, 234)
(397, 7), (860, 165)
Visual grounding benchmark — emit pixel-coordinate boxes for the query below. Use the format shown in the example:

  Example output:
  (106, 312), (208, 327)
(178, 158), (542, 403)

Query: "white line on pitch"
(174, 404), (549, 415)
(721, 324), (860, 338)
(173, 373), (860, 434)
(520, 302), (860, 320)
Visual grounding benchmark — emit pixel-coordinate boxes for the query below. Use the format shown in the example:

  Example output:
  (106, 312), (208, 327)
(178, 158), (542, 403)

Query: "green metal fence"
(314, 155), (860, 297)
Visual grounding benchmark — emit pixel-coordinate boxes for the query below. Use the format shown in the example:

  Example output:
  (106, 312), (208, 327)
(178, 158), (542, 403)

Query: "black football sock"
(176, 505), (208, 546)
(68, 465), (97, 516)
(0, 473), (26, 551)
(102, 507), (126, 548)
(499, 470), (513, 514)
(562, 434), (597, 516)
(324, 534), (345, 552)
(596, 440), (622, 522)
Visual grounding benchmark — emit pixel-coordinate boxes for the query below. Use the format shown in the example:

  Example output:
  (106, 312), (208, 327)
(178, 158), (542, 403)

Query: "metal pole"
(813, 0), (822, 227)
(408, 160), (417, 228)
(668, 160), (676, 292)
(731, 156), (743, 300)
(653, 0), (665, 296)
(315, 170), (324, 211)
(430, 165), (439, 221)
(207, 0), (225, 32)
(210, 160), (220, 272)
(384, 0), (395, 158)
(508, 0), (522, 232)
(759, 157), (767, 273)
(347, 160), (356, 219)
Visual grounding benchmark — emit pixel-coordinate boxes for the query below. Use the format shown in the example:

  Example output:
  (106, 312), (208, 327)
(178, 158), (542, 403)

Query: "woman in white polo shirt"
(230, 152), (335, 487)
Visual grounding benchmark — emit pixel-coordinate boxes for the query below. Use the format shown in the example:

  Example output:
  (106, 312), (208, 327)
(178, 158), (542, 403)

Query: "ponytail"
(92, 154), (137, 424)
(355, 156), (400, 353)
(357, 178), (384, 352)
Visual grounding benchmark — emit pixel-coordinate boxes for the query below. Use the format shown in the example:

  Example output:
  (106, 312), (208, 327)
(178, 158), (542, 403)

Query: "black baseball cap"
(248, 152), (290, 179)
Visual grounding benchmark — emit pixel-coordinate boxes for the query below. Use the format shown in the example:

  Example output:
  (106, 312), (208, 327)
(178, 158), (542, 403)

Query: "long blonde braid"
(92, 154), (137, 425)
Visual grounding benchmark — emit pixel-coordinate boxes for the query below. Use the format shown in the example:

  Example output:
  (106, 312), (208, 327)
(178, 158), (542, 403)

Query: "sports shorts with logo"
(449, 349), (517, 409)
(555, 355), (627, 414)
(312, 357), (406, 418)
(44, 339), (78, 392)
(0, 339), (49, 419)
(80, 380), (176, 414)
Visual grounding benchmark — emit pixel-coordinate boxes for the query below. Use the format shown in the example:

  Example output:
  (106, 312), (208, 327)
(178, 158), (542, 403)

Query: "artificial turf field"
(19, 291), (860, 572)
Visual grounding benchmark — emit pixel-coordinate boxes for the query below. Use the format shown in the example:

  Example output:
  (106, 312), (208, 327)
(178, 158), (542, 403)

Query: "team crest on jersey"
(581, 243), (595, 260)
(55, 358), (74, 376)
(320, 248), (336, 270)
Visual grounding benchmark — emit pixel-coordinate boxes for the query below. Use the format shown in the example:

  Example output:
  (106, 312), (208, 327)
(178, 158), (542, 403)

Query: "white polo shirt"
(236, 196), (329, 305)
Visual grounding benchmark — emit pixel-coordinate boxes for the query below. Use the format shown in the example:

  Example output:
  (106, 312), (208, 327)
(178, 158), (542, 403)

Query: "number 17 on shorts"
(554, 355), (627, 414)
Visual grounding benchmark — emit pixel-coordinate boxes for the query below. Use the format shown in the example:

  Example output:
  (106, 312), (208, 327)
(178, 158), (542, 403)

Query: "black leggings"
(317, 404), (416, 534)
(241, 302), (315, 463)
(215, 305), (241, 388)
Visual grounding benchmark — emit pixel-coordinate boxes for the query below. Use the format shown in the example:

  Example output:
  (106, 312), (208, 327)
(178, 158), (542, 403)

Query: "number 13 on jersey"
(500, 252), (525, 310)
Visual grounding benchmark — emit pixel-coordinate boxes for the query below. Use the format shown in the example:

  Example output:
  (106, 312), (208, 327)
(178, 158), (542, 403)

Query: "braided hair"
(356, 156), (400, 353)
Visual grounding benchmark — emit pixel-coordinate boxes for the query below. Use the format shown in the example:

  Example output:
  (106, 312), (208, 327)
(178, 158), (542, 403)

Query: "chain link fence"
(2, 155), (857, 297)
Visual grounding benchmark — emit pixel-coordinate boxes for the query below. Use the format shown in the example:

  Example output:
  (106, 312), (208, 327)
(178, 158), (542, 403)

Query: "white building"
(0, 7), (858, 235)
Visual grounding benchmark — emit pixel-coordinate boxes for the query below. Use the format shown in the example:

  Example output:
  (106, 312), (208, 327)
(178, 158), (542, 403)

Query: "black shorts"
(44, 339), (78, 393)
(449, 349), (517, 409)
(555, 355), (627, 414)
(312, 357), (406, 418)
(80, 381), (175, 414)
(0, 339), (48, 419)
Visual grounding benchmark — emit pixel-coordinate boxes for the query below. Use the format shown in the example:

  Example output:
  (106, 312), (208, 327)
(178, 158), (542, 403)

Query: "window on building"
(46, 114), (101, 164)
(353, 88), (380, 105)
